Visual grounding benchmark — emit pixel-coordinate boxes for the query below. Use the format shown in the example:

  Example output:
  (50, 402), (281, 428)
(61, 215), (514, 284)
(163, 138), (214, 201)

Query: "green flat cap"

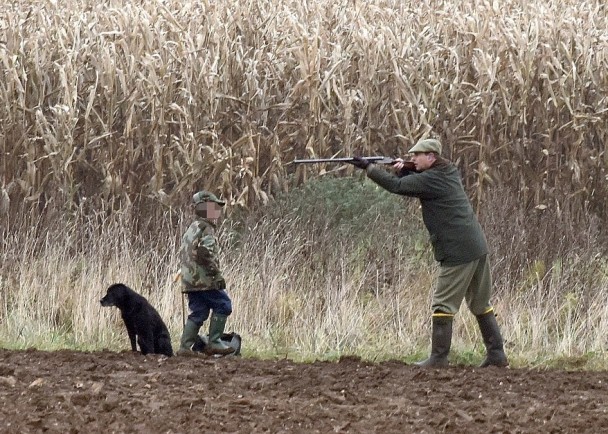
(408, 138), (442, 154)
(192, 190), (226, 206)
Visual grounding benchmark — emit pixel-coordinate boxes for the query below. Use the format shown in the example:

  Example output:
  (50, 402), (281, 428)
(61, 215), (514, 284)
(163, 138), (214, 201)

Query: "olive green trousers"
(432, 254), (494, 316)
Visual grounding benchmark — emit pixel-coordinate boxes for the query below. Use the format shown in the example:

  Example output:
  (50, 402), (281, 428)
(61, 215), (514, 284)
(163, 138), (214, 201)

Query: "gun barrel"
(293, 156), (393, 164)
(293, 157), (355, 164)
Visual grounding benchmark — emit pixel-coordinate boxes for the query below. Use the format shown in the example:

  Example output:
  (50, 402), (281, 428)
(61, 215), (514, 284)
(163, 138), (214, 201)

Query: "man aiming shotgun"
(298, 139), (508, 368)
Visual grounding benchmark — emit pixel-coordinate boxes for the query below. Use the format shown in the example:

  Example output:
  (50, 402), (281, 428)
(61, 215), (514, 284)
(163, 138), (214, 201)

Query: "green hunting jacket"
(180, 218), (226, 292)
(366, 160), (488, 266)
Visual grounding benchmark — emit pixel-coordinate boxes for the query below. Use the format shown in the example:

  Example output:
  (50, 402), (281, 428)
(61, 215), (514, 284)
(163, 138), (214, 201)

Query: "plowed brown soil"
(1, 349), (607, 433)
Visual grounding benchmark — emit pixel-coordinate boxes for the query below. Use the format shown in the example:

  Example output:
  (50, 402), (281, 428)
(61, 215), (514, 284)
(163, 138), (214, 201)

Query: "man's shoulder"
(427, 160), (459, 176)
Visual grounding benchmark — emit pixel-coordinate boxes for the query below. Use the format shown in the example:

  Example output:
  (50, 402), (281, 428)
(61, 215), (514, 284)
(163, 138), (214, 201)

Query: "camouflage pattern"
(192, 191), (226, 206)
(180, 218), (225, 292)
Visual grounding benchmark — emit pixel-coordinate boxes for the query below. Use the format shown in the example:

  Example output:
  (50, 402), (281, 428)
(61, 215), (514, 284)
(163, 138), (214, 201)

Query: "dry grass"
(1, 180), (607, 366)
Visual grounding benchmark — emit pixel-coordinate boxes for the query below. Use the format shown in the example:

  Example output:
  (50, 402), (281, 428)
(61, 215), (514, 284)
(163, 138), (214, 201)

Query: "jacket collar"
(196, 217), (217, 228)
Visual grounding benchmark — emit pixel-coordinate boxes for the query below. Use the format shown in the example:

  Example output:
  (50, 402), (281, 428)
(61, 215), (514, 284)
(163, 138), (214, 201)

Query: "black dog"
(100, 283), (173, 357)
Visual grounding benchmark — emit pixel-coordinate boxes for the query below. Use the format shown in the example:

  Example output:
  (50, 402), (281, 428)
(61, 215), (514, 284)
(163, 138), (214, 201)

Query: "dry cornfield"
(0, 0), (606, 223)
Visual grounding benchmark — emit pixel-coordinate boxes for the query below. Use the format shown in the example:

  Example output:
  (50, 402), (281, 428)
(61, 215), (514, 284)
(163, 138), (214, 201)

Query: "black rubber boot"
(415, 316), (453, 368)
(476, 311), (509, 367)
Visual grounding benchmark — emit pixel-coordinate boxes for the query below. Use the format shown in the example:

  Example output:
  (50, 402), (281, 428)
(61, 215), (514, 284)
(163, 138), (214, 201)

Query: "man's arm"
(366, 164), (430, 198)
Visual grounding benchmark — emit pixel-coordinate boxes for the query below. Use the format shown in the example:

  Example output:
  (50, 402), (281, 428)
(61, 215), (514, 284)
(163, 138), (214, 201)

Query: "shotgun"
(293, 156), (417, 171)
(293, 156), (395, 165)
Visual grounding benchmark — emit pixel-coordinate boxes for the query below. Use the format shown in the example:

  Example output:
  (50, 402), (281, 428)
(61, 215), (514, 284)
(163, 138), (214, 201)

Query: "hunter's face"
(411, 152), (436, 171)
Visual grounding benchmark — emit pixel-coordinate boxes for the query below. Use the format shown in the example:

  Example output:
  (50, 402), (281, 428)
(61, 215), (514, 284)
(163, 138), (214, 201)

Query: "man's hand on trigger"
(392, 158), (405, 169)
(348, 156), (370, 170)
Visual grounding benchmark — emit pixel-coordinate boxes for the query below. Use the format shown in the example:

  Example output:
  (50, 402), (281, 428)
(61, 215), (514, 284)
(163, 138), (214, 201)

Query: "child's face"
(201, 201), (223, 220)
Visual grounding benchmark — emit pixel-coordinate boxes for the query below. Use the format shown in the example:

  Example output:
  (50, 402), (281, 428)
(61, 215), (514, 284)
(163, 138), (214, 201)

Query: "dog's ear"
(106, 283), (131, 304)
(106, 283), (127, 295)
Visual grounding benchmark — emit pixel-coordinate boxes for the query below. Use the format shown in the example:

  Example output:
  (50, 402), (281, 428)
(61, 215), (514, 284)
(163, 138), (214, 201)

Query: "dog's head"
(100, 283), (130, 308)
